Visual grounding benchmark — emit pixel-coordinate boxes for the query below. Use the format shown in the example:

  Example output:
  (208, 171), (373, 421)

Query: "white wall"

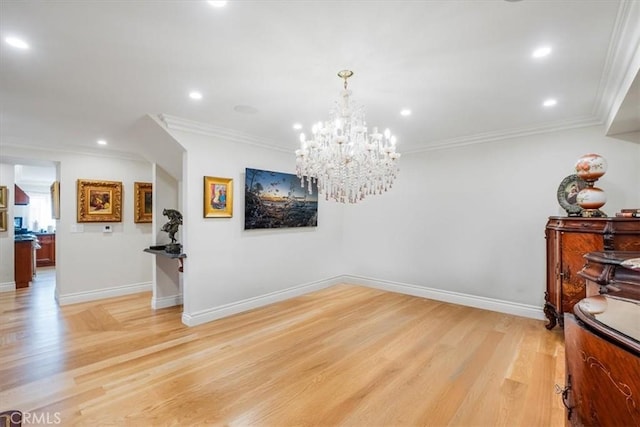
(0, 164), (16, 290)
(166, 128), (346, 324)
(0, 146), (153, 302)
(151, 163), (183, 309)
(342, 125), (640, 307)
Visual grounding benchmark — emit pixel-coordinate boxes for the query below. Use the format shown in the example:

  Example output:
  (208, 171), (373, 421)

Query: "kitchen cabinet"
(35, 233), (55, 267)
(14, 240), (34, 288)
(14, 184), (29, 205)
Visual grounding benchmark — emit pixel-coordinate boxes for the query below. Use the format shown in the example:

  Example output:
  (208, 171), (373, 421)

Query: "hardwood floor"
(0, 272), (566, 426)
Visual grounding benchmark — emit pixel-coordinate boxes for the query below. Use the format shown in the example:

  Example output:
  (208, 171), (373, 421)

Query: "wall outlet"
(71, 224), (84, 233)
(103, 225), (112, 233)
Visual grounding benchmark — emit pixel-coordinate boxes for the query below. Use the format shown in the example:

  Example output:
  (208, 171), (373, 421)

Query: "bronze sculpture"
(161, 208), (182, 254)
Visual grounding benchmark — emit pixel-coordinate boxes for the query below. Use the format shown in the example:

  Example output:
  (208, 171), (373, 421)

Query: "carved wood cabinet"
(544, 217), (640, 329)
(563, 297), (640, 426)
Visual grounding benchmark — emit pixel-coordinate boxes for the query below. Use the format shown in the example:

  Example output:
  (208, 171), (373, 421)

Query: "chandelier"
(295, 70), (401, 203)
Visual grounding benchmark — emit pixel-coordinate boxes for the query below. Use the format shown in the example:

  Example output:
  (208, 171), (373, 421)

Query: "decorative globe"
(576, 187), (607, 210)
(574, 153), (607, 182)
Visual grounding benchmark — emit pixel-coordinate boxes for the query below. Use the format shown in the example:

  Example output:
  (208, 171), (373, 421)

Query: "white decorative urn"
(574, 153), (607, 182)
(576, 187), (607, 210)
(574, 153), (607, 216)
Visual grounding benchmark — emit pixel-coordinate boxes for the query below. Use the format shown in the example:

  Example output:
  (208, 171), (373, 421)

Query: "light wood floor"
(0, 270), (566, 426)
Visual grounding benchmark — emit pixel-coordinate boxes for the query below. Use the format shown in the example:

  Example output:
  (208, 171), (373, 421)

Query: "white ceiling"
(0, 1), (638, 159)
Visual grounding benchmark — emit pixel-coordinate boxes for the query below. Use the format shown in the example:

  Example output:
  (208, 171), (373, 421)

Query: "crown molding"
(403, 115), (603, 154)
(0, 142), (147, 163)
(157, 114), (293, 154)
(592, 0), (640, 121)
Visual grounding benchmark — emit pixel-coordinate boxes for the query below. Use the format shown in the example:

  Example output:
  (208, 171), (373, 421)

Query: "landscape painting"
(245, 168), (318, 230)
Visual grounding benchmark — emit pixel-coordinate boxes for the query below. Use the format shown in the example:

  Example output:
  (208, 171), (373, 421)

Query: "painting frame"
(134, 182), (152, 223)
(77, 179), (123, 223)
(203, 176), (233, 218)
(556, 174), (586, 217)
(0, 210), (6, 232)
(244, 167), (318, 230)
(0, 185), (7, 209)
(50, 181), (60, 219)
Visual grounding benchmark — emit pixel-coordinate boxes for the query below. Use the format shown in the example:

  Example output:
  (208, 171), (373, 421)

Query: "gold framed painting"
(50, 181), (60, 219)
(203, 176), (233, 218)
(134, 182), (152, 223)
(0, 210), (6, 232)
(77, 179), (122, 222)
(0, 185), (7, 209)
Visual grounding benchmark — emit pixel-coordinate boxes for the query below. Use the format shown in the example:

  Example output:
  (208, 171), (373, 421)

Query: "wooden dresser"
(544, 217), (640, 329)
(563, 296), (640, 426)
(579, 251), (640, 300)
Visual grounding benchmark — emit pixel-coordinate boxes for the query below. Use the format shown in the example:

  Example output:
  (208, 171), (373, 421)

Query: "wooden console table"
(544, 217), (640, 329)
(578, 251), (640, 300)
(563, 296), (640, 426)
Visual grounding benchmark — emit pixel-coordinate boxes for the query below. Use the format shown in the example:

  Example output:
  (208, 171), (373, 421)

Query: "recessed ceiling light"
(293, 123), (302, 130)
(97, 139), (108, 146)
(400, 109), (412, 117)
(532, 46), (552, 58)
(208, 1), (227, 7)
(5, 36), (29, 50)
(543, 98), (557, 107)
(189, 91), (203, 100)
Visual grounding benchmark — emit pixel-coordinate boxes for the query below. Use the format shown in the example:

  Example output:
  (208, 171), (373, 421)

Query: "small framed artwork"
(557, 174), (587, 217)
(77, 179), (123, 222)
(203, 176), (233, 218)
(0, 185), (7, 209)
(0, 210), (6, 232)
(134, 182), (152, 223)
(50, 181), (60, 219)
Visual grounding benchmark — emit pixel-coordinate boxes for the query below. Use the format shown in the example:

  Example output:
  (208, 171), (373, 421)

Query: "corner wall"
(0, 146), (154, 302)
(164, 127), (346, 325)
(342, 125), (640, 309)
(0, 164), (16, 290)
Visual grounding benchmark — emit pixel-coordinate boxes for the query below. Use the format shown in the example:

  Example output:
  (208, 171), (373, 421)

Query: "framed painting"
(0, 210), (6, 232)
(77, 179), (122, 222)
(50, 181), (60, 219)
(0, 185), (7, 209)
(134, 182), (152, 223)
(244, 167), (318, 230)
(204, 176), (233, 218)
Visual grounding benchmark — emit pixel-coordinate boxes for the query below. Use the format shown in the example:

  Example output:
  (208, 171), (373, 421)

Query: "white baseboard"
(182, 276), (341, 327)
(57, 281), (152, 305)
(0, 281), (16, 293)
(342, 275), (545, 320)
(152, 293), (183, 309)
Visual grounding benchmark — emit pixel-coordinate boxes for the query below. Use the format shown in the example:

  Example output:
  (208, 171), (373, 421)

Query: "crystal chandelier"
(295, 70), (401, 203)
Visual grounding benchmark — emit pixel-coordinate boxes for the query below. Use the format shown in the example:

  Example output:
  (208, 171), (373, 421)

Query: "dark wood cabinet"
(563, 297), (640, 426)
(14, 184), (29, 205)
(544, 217), (640, 329)
(14, 240), (34, 288)
(36, 233), (56, 267)
(578, 250), (640, 300)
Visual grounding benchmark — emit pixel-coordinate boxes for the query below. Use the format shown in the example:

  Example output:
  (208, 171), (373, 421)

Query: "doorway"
(13, 162), (59, 297)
